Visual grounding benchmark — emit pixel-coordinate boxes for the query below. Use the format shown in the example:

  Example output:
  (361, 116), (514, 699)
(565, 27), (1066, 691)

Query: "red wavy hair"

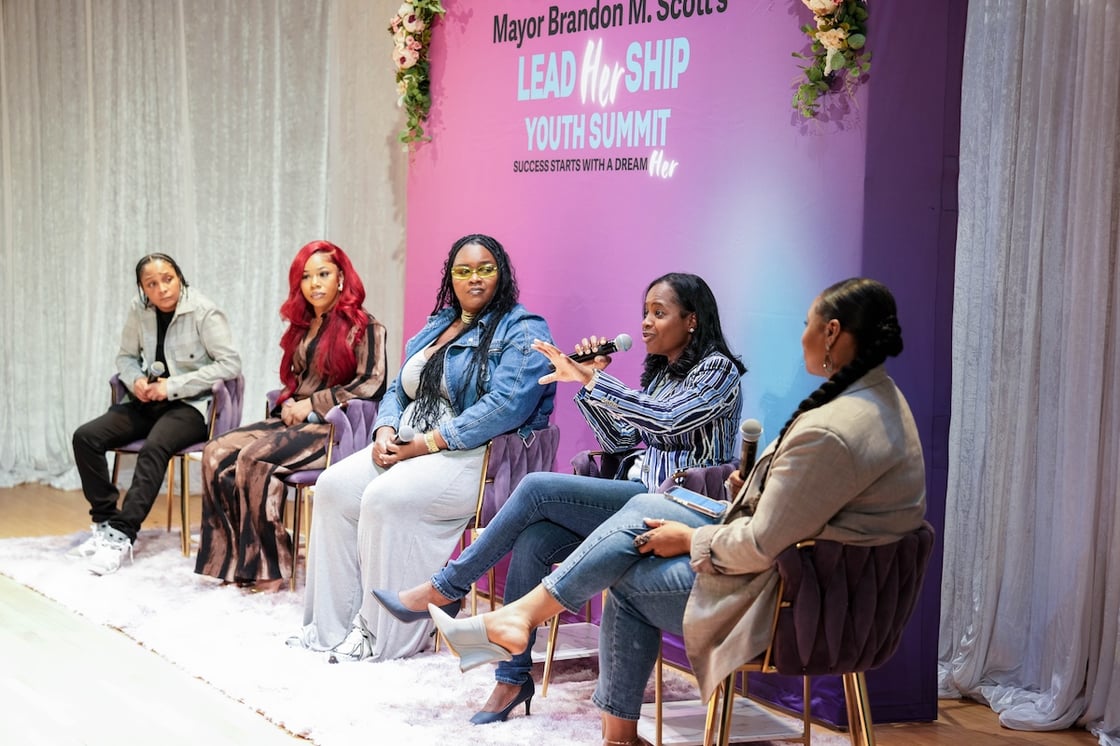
(277, 240), (367, 401)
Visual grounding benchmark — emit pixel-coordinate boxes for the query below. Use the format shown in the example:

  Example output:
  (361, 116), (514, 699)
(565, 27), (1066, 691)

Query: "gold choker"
(461, 310), (476, 325)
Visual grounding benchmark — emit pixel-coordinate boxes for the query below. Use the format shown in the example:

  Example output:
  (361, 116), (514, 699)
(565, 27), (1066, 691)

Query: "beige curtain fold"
(0, 0), (406, 488)
(939, 1), (1120, 742)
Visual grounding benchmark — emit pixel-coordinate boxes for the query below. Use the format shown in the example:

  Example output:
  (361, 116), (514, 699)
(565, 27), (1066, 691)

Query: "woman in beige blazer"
(429, 277), (928, 746)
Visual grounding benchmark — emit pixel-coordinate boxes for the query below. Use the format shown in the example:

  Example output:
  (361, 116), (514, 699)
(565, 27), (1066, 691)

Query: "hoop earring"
(823, 342), (833, 372)
(338, 281), (343, 291)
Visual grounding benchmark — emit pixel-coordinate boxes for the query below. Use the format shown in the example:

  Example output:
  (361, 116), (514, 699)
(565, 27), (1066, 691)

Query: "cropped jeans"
(429, 471), (646, 685)
(539, 492), (717, 721)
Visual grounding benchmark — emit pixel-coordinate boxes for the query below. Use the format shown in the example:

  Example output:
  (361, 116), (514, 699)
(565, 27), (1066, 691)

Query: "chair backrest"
(110, 372), (244, 439)
(570, 447), (645, 480)
(208, 374), (245, 438)
(476, 424), (561, 527)
(770, 520), (936, 676)
(658, 461), (738, 495)
(322, 398), (379, 465)
(265, 388), (379, 468)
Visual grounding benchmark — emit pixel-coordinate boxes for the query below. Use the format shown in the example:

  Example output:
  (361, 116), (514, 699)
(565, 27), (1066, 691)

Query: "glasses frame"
(450, 263), (499, 280)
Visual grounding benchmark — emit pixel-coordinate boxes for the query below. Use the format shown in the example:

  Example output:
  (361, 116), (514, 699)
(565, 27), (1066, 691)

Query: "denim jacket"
(374, 304), (556, 450)
(115, 287), (242, 419)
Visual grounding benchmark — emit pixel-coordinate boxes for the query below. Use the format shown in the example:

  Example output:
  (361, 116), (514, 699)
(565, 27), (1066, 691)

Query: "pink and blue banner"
(405, 0), (871, 463)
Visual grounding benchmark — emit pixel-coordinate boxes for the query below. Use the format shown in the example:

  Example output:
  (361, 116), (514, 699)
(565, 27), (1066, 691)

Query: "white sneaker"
(67, 522), (109, 559)
(86, 528), (133, 576)
(328, 623), (373, 663)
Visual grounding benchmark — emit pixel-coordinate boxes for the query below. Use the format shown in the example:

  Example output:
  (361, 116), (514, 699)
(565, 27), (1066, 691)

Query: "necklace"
(461, 310), (476, 325)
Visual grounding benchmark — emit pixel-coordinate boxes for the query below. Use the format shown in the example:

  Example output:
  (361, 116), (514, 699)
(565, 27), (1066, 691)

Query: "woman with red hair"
(195, 240), (388, 591)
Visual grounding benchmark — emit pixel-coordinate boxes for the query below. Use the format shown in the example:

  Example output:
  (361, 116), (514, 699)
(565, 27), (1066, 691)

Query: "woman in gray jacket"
(430, 277), (927, 746)
(70, 253), (241, 576)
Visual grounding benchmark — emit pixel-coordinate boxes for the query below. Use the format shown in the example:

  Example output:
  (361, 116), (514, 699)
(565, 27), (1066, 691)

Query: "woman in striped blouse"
(374, 272), (745, 725)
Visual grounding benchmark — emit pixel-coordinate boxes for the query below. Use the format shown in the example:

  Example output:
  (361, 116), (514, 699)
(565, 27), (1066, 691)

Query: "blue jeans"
(540, 493), (716, 721)
(429, 471), (645, 685)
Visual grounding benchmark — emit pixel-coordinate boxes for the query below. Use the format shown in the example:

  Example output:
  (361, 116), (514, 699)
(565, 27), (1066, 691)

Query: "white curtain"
(939, 1), (1119, 743)
(0, 0), (407, 488)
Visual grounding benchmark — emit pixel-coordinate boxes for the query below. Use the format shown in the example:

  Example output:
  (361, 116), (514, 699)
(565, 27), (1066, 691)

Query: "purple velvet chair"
(109, 373), (245, 557)
(645, 460), (935, 746)
(464, 424), (562, 613)
(265, 390), (380, 590)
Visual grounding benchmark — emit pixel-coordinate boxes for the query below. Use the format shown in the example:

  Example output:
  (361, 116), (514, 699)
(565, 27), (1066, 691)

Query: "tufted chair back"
(772, 522), (935, 676)
(475, 424), (561, 528)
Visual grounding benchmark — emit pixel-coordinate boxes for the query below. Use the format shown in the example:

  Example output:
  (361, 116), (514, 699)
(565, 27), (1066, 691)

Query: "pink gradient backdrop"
(404, 0), (871, 464)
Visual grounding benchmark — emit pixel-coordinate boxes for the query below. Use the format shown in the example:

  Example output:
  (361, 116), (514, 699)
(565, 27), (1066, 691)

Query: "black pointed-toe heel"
(371, 588), (461, 623)
(470, 678), (535, 725)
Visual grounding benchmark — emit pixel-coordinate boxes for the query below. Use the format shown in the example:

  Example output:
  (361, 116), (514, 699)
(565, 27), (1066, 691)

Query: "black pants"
(72, 400), (207, 541)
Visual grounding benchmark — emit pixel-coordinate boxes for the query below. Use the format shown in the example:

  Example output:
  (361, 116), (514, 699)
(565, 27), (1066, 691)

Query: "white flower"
(397, 3), (414, 20)
(816, 28), (848, 51)
(803, 0), (841, 16)
(394, 45), (420, 70)
(403, 15), (426, 33)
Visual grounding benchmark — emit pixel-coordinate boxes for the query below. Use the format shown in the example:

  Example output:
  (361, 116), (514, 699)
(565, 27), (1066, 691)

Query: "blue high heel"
(370, 588), (462, 623)
(428, 603), (513, 672)
(470, 678), (534, 725)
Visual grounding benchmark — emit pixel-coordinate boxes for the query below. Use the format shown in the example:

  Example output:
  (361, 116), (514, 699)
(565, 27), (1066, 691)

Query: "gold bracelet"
(424, 431), (440, 454)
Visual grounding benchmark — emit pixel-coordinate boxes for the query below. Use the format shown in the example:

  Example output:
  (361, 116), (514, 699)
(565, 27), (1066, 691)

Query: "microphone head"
(613, 333), (633, 353)
(397, 424), (415, 442)
(150, 362), (166, 376)
(740, 418), (763, 442)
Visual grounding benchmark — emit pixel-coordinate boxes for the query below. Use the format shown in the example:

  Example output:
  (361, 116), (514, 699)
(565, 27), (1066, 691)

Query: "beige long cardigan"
(684, 366), (927, 700)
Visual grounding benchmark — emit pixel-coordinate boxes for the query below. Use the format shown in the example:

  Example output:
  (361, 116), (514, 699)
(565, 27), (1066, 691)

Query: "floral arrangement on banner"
(389, 1), (446, 146)
(792, 0), (871, 118)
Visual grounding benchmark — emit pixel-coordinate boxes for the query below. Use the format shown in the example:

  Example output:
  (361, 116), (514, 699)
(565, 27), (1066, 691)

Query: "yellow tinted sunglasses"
(450, 263), (499, 280)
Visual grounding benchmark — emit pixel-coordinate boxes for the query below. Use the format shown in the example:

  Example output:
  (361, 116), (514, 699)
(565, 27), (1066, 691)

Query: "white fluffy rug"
(0, 530), (848, 746)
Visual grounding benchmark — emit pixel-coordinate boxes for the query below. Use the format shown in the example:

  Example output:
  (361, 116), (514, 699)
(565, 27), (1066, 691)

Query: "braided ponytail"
(761, 279), (903, 488)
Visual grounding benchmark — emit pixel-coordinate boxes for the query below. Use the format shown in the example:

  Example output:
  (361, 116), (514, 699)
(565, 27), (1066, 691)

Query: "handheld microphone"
(568, 333), (633, 363)
(147, 361), (166, 383)
(737, 418), (763, 480)
(393, 424), (416, 445)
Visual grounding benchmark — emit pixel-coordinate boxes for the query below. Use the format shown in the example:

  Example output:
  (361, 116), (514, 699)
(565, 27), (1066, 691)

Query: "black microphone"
(737, 418), (763, 480)
(568, 333), (633, 363)
(393, 424), (416, 446)
(147, 361), (166, 383)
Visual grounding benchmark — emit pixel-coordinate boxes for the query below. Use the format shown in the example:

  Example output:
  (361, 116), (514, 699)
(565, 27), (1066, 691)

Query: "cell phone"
(663, 486), (729, 519)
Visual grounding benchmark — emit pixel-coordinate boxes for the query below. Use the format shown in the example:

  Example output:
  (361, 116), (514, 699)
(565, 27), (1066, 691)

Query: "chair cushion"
(657, 462), (738, 495)
(283, 469), (323, 487)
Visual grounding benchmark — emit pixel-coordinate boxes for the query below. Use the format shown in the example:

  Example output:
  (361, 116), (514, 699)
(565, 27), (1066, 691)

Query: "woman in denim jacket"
(292, 233), (555, 662)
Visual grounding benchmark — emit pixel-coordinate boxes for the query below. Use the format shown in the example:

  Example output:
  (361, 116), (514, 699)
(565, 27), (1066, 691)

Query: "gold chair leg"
(842, 672), (875, 746)
(290, 485), (304, 592)
(179, 456), (190, 557)
(800, 675), (812, 745)
(166, 461), (176, 533)
(716, 672), (736, 746)
(540, 613), (561, 697)
(702, 677), (723, 746)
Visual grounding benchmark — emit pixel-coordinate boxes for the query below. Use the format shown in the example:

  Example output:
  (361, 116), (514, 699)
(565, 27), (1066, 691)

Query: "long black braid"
(639, 272), (746, 389)
(411, 234), (520, 432)
(761, 277), (904, 489)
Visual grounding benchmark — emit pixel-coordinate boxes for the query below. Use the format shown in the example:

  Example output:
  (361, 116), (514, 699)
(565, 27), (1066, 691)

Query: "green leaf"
(848, 33), (865, 49)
